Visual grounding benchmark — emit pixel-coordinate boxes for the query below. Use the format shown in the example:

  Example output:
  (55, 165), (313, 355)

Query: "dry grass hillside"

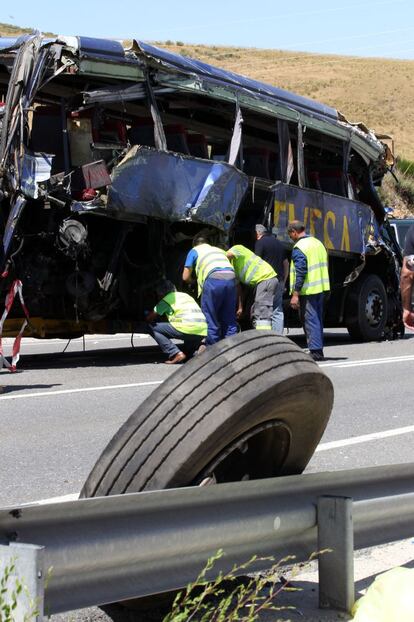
(0, 22), (55, 38)
(159, 42), (414, 161)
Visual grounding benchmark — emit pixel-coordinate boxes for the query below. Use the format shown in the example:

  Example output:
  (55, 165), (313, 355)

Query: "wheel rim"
(193, 421), (291, 486)
(364, 289), (384, 327)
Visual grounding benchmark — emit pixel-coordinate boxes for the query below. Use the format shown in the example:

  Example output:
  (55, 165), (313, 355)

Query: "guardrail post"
(0, 542), (45, 621)
(317, 495), (354, 613)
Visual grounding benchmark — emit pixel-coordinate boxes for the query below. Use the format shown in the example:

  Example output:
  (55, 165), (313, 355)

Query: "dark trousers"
(148, 323), (204, 357)
(201, 277), (238, 345)
(299, 293), (325, 352)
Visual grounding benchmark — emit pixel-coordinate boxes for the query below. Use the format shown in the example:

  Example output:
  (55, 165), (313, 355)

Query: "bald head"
(287, 220), (305, 234)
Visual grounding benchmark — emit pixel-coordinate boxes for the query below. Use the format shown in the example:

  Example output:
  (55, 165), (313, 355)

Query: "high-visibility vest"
(255, 320), (272, 330)
(162, 292), (208, 336)
(195, 244), (234, 296)
(228, 244), (276, 286)
(290, 236), (330, 295)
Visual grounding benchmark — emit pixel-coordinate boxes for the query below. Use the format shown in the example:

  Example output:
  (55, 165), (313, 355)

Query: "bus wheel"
(346, 273), (388, 341)
(81, 331), (332, 496)
(81, 331), (333, 618)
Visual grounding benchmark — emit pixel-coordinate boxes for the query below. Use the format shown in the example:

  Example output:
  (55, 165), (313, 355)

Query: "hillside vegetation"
(1, 24), (413, 214)
(0, 22), (55, 38)
(159, 41), (414, 162)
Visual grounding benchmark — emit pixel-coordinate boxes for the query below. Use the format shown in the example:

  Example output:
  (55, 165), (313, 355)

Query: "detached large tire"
(82, 331), (333, 497)
(345, 273), (388, 342)
(82, 331), (333, 619)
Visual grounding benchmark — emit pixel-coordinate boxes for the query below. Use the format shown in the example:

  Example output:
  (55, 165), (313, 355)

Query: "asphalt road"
(1, 328), (413, 621)
(0, 328), (413, 507)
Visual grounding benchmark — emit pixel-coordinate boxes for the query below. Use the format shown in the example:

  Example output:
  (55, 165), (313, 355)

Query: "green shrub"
(397, 176), (414, 205)
(0, 559), (23, 621)
(162, 549), (328, 622)
(380, 163), (414, 216)
(0, 557), (49, 621)
(396, 157), (414, 178)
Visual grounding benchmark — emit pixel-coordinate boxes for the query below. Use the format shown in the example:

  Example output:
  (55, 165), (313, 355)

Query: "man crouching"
(146, 280), (207, 364)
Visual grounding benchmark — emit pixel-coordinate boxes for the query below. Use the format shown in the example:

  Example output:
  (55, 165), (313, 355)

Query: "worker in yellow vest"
(287, 220), (330, 361)
(226, 244), (278, 330)
(182, 236), (238, 344)
(146, 280), (208, 364)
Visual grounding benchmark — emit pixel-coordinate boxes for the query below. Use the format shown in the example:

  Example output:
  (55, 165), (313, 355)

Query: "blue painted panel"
(78, 36), (127, 60)
(103, 146), (249, 231)
(271, 183), (378, 255)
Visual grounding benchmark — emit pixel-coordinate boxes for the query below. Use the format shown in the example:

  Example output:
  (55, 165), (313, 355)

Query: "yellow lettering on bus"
(310, 208), (322, 237)
(303, 206), (309, 228)
(324, 211), (336, 250)
(273, 200), (286, 228)
(341, 216), (351, 252)
(273, 201), (296, 227)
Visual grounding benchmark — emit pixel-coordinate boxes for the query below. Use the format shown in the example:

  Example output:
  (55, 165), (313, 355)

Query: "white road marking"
(2, 334), (149, 346)
(320, 354), (414, 368)
(316, 424), (414, 452)
(0, 380), (163, 400)
(18, 425), (414, 506)
(1, 354), (414, 400)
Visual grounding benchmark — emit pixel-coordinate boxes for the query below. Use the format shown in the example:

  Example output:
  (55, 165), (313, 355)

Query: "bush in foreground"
(162, 549), (327, 622)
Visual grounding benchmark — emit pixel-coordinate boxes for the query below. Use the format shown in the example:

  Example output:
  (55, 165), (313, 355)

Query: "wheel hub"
(194, 420), (290, 485)
(365, 290), (384, 327)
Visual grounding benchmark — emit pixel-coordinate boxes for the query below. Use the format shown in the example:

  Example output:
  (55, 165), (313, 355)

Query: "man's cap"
(255, 224), (267, 234)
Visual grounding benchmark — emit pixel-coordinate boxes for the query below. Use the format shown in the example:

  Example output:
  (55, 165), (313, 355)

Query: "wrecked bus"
(0, 33), (403, 356)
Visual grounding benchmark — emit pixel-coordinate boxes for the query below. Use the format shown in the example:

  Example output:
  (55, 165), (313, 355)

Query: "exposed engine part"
(57, 219), (88, 259)
(66, 270), (95, 298)
(98, 271), (114, 292)
(97, 223), (132, 293)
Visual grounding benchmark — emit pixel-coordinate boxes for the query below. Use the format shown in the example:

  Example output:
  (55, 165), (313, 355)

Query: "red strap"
(0, 279), (30, 372)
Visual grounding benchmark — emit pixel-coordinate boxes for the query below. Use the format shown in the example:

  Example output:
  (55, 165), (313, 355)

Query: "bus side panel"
(271, 183), (377, 255)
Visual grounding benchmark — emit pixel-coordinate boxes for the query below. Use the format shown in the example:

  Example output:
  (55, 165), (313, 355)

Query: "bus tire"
(81, 331), (333, 498)
(81, 331), (333, 618)
(345, 273), (388, 341)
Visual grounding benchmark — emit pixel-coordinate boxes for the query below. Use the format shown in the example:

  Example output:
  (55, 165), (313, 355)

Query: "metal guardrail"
(0, 463), (414, 620)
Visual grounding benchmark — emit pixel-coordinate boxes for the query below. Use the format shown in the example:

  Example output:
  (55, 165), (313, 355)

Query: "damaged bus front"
(0, 33), (402, 350)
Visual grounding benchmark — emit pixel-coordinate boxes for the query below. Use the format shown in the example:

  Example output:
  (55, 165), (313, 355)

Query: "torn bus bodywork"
(0, 33), (403, 342)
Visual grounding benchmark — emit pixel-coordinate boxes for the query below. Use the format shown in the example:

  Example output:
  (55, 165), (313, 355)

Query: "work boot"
(310, 349), (324, 361)
(165, 351), (187, 365)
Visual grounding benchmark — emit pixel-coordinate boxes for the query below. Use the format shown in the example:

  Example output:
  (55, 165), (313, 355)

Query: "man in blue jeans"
(182, 236), (238, 345)
(287, 220), (330, 361)
(146, 280), (208, 364)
